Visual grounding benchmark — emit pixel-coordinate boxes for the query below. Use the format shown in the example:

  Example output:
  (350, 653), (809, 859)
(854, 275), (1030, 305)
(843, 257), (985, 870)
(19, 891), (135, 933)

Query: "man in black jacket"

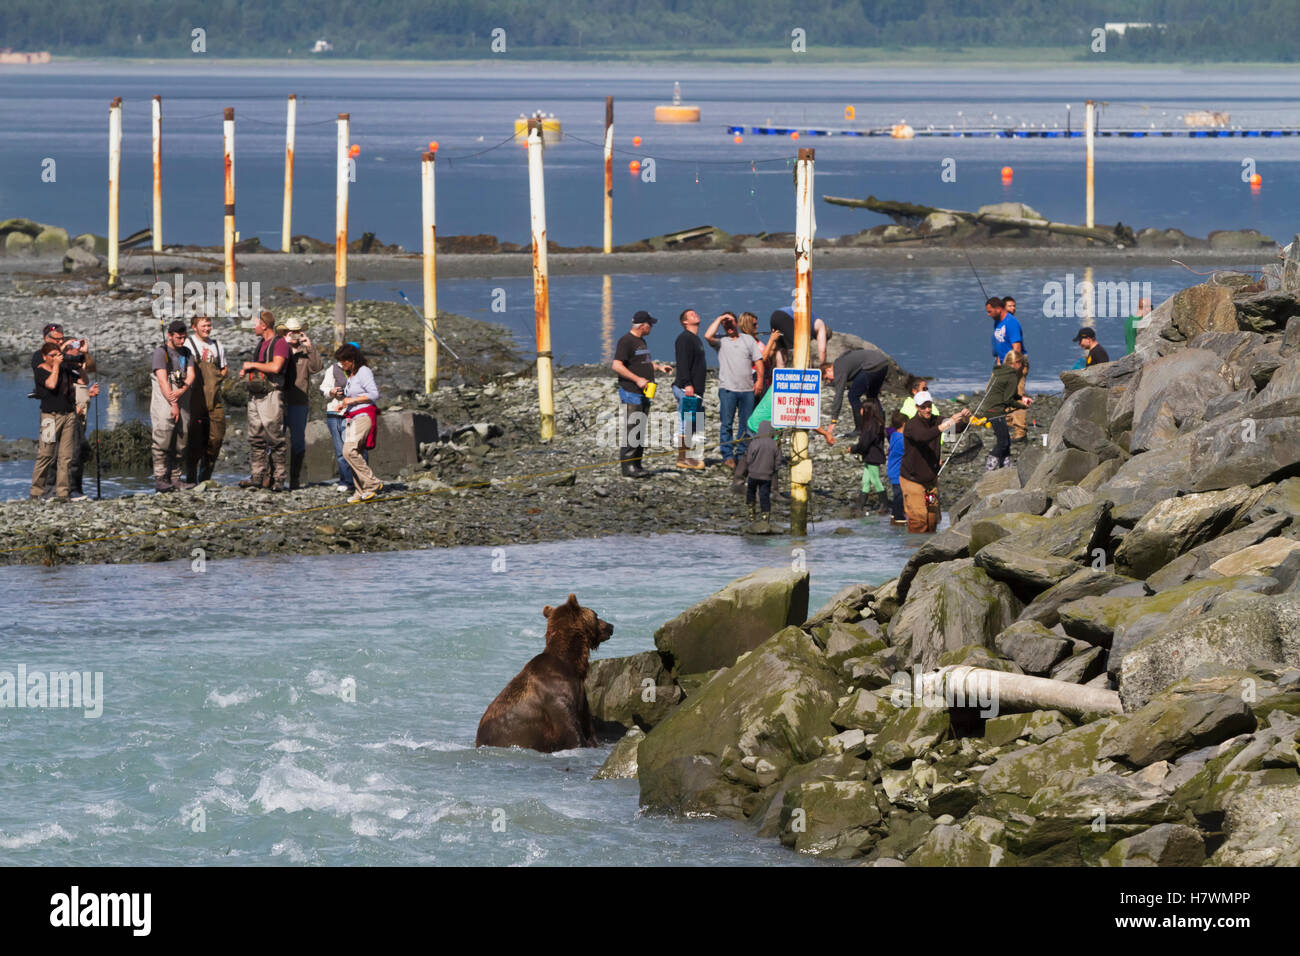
(673, 309), (707, 470)
(612, 311), (672, 478)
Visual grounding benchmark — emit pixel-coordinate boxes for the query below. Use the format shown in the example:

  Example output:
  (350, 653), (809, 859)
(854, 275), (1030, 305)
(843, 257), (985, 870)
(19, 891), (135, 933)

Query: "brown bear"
(475, 593), (614, 752)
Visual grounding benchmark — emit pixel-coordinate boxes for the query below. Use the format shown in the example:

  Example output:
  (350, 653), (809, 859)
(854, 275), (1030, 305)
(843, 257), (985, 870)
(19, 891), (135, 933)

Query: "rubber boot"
(290, 450), (305, 490)
(620, 447), (638, 478)
(631, 447), (649, 477)
(748, 502), (757, 521)
(676, 440), (688, 469)
(851, 492), (868, 517)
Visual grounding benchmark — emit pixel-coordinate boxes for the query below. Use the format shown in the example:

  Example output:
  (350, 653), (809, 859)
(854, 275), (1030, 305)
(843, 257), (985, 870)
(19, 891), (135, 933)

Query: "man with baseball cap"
(150, 320), (196, 492)
(1073, 328), (1111, 367)
(281, 316), (322, 489)
(611, 310), (672, 478)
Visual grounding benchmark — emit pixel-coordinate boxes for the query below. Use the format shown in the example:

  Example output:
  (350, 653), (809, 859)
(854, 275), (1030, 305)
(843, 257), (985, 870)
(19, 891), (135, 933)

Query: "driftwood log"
(918, 665), (1123, 719)
(823, 194), (1135, 247)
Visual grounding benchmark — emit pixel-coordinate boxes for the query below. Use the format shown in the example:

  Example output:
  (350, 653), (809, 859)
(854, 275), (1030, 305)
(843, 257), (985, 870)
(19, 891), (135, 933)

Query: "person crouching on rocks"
(900, 391), (971, 533)
(983, 350), (1032, 471)
(332, 343), (382, 504)
(743, 420), (780, 526)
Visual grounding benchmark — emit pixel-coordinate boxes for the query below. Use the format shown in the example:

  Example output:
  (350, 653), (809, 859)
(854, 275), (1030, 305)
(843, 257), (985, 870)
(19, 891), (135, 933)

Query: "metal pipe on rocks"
(603, 96), (614, 254)
(919, 665), (1122, 720)
(790, 146), (815, 535)
(334, 112), (350, 347)
(282, 94), (296, 254)
(421, 147), (438, 392)
(151, 96), (162, 252)
(1085, 99), (1096, 230)
(222, 107), (236, 316)
(527, 118), (556, 442)
(107, 98), (122, 289)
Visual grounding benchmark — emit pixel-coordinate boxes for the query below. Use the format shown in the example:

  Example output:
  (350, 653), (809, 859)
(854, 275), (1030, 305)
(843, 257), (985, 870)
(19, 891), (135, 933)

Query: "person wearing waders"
(281, 317), (323, 489)
(239, 310), (290, 491)
(184, 315), (228, 485)
(150, 320), (195, 493)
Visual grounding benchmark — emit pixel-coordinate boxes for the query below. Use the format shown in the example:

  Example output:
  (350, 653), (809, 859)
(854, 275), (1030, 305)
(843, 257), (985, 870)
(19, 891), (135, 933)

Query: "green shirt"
(1125, 314), (1140, 354)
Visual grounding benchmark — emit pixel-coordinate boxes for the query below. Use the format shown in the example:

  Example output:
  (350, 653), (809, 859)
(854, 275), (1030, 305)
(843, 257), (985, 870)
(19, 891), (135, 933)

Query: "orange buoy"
(1251, 173), (1262, 186)
(349, 144), (361, 158)
(733, 134), (743, 144)
(632, 135), (642, 147)
(428, 140), (439, 153)
(791, 131), (800, 140)
(1001, 165), (1013, 179)
(629, 160), (641, 174)
(845, 105), (855, 121)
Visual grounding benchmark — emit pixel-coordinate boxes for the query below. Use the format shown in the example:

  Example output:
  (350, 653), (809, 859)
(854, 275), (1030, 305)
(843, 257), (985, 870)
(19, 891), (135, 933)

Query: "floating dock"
(726, 124), (1300, 139)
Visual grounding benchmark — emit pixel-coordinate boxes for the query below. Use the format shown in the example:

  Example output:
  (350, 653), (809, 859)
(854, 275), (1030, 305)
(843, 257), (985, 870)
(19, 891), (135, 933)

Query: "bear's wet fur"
(475, 593), (615, 752)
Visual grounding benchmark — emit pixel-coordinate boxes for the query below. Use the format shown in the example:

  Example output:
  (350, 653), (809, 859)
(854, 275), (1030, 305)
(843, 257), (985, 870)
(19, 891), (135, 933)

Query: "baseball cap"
(632, 310), (658, 326)
(1072, 327), (1097, 343)
(913, 389), (934, 407)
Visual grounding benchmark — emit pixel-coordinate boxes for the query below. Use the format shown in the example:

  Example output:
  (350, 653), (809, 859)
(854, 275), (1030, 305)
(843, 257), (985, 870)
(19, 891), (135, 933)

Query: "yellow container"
(514, 116), (563, 143)
(643, 381), (657, 399)
(654, 104), (700, 123)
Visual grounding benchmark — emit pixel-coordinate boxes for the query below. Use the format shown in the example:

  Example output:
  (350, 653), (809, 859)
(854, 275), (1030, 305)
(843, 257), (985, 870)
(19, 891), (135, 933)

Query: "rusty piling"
(527, 118), (555, 441)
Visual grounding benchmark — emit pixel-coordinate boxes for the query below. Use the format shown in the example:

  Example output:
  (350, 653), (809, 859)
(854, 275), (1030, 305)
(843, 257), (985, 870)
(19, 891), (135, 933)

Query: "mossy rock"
(830, 688), (893, 734)
(779, 780), (882, 857)
(984, 710), (1076, 748)
(979, 718), (1118, 799)
(906, 824), (1009, 866)
(872, 706), (951, 766)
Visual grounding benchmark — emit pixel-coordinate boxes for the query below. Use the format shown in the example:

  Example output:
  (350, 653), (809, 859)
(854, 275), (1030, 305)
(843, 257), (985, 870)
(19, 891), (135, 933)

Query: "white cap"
(913, 390), (934, 407)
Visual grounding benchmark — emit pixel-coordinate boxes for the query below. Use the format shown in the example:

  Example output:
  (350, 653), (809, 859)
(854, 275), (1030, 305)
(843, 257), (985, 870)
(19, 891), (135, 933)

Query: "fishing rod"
(93, 386), (102, 500)
(936, 248), (999, 478)
(962, 247), (990, 301)
(395, 290), (462, 361)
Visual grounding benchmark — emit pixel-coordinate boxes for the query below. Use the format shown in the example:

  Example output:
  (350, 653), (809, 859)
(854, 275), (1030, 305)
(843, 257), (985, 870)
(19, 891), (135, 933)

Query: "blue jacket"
(886, 429), (904, 485)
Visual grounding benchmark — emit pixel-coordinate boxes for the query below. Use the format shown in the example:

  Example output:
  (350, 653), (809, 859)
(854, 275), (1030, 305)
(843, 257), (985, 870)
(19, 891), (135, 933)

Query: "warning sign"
(771, 368), (822, 429)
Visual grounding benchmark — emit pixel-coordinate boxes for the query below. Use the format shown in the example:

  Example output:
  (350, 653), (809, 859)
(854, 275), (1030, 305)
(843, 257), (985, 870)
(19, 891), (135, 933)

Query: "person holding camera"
(705, 311), (765, 468)
(239, 311), (291, 491)
(184, 315), (228, 485)
(30, 341), (92, 501)
(280, 317), (323, 489)
(150, 320), (195, 493)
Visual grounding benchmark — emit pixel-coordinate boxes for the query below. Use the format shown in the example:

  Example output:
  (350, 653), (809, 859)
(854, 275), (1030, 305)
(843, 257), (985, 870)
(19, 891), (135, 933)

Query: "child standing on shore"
(743, 420), (779, 525)
(852, 400), (888, 515)
(886, 411), (906, 524)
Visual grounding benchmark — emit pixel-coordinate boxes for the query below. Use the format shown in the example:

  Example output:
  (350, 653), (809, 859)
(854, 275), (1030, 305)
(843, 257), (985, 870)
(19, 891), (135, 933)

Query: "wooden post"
(334, 113), (350, 347)
(151, 96), (162, 252)
(527, 118), (555, 441)
(603, 96), (613, 254)
(107, 97), (122, 290)
(601, 273), (613, 363)
(421, 147), (438, 392)
(1085, 99), (1095, 230)
(282, 94), (296, 254)
(790, 146), (816, 536)
(222, 107), (236, 316)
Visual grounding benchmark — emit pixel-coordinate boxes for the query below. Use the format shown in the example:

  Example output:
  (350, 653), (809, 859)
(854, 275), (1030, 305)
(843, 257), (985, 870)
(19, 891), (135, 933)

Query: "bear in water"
(475, 593), (614, 752)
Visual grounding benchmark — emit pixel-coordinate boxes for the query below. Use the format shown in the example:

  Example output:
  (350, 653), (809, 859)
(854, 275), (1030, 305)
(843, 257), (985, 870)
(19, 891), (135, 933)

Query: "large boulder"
(978, 718), (1118, 799)
(1017, 568), (1139, 628)
(887, 560), (1022, 671)
(1100, 823), (1206, 866)
(62, 246), (101, 273)
(593, 728), (645, 780)
(1209, 784), (1300, 866)
(1114, 484), (1271, 579)
(1100, 693), (1255, 767)
(1044, 387), (1109, 454)
(1145, 513), (1290, 590)
(1118, 594), (1300, 709)
(653, 567), (809, 675)
(33, 226), (69, 256)
(1208, 536), (1300, 579)
(637, 626), (843, 817)
(1022, 448), (1101, 492)
(1096, 434), (1197, 510)
(1187, 414), (1300, 493)
(585, 651), (681, 731)
(1137, 283), (1239, 350)
(906, 824), (1007, 867)
(3, 231), (34, 257)
(779, 781), (882, 858)
(1015, 774), (1185, 864)
(304, 410), (440, 483)
(1129, 350), (1231, 453)
(995, 620), (1074, 674)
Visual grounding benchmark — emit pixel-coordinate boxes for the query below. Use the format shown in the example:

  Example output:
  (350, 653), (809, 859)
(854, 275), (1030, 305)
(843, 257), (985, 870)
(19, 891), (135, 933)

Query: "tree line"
(1, 0), (1294, 61)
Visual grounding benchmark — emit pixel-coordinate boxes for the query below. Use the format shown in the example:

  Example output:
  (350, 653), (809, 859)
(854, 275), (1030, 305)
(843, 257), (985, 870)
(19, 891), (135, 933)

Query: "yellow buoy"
(513, 112), (562, 143)
(890, 122), (915, 139)
(845, 105), (856, 120)
(654, 81), (700, 123)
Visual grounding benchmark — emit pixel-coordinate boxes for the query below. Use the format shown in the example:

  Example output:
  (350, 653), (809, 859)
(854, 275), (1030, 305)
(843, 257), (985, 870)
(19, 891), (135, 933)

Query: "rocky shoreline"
(578, 249), (1300, 866)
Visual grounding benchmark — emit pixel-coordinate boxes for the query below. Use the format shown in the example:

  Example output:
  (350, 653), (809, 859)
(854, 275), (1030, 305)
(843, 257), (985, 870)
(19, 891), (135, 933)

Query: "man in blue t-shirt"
(986, 296), (1029, 441)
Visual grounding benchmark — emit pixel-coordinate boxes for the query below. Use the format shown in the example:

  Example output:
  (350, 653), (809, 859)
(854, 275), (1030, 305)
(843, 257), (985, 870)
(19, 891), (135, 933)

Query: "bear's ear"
(542, 605), (554, 618)
(566, 593), (579, 607)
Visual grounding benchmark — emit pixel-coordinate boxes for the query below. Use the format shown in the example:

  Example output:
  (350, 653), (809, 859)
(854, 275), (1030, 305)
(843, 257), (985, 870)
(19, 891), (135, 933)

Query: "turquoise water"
(0, 527), (915, 865)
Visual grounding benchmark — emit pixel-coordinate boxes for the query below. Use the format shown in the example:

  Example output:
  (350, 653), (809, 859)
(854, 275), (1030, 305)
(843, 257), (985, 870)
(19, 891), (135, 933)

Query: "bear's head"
(542, 593), (613, 668)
